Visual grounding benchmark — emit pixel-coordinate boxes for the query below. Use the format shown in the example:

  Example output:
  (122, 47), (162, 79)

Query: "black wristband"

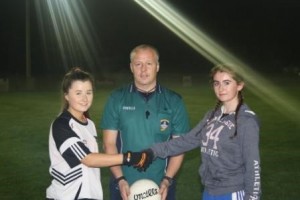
(115, 176), (126, 184)
(163, 176), (174, 186)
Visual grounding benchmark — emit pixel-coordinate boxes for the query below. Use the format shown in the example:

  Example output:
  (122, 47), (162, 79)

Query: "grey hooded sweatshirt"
(151, 104), (261, 200)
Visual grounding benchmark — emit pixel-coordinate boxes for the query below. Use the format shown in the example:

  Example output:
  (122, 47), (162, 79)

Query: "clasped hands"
(123, 149), (154, 171)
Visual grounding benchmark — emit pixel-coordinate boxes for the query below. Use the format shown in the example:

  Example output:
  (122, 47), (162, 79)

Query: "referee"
(100, 44), (190, 200)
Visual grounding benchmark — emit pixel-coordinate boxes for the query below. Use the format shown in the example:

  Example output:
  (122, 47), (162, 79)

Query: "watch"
(115, 176), (126, 184)
(163, 175), (174, 186)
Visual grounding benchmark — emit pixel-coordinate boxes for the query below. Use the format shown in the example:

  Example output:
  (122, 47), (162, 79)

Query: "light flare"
(34, 0), (101, 72)
(134, 0), (300, 122)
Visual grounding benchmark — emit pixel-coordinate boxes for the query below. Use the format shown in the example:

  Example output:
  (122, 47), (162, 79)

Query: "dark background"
(1, 0), (300, 80)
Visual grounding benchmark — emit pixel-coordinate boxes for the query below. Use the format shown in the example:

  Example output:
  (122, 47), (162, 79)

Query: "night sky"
(1, 0), (300, 78)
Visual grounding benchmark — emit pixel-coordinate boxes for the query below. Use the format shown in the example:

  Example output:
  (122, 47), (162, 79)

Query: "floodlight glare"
(134, 0), (300, 122)
(34, 0), (100, 71)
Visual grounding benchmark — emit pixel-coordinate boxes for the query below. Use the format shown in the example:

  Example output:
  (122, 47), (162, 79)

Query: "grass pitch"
(0, 75), (299, 199)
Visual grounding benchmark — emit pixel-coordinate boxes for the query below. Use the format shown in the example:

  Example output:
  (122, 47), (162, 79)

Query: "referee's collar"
(129, 83), (162, 94)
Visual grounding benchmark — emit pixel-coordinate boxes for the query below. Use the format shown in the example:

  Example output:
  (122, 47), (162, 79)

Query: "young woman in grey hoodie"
(146, 64), (261, 200)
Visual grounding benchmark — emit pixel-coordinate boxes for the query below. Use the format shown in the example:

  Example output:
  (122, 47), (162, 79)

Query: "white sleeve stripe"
(60, 137), (81, 153)
(70, 143), (87, 160)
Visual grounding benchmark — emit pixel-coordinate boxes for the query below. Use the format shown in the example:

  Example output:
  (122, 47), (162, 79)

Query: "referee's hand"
(123, 149), (154, 171)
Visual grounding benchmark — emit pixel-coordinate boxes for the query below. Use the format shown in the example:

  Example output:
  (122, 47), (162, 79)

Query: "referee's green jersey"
(100, 83), (190, 185)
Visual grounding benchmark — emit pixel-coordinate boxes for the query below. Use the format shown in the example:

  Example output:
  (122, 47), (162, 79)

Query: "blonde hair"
(130, 44), (159, 62)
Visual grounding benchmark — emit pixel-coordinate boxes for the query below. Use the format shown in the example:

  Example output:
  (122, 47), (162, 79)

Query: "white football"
(128, 179), (161, 200)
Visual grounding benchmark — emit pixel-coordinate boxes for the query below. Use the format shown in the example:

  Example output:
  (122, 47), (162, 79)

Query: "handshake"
(123, 149), (154, 172)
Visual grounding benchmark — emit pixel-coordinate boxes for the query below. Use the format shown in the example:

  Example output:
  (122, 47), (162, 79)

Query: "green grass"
(0, 75), (299, 199)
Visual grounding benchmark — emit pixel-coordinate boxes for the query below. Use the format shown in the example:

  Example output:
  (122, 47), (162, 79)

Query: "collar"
(129, 83), (162, 94)
(221, 105), (236, 115)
